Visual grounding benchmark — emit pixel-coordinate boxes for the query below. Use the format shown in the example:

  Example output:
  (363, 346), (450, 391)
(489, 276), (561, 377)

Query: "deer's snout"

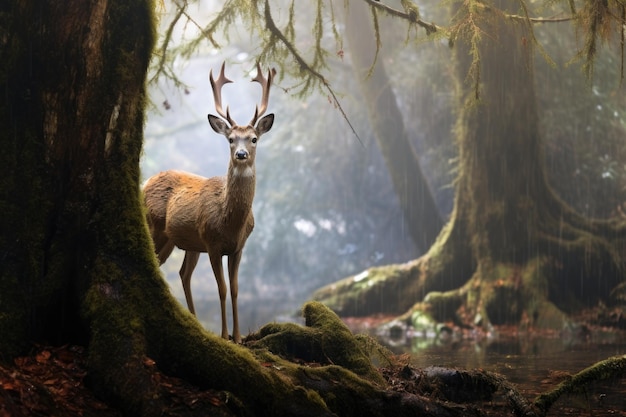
(235, 149), (249, 160)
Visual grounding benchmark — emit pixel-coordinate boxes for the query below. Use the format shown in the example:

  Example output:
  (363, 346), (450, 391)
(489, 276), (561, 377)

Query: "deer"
(143, 62), (275, 343)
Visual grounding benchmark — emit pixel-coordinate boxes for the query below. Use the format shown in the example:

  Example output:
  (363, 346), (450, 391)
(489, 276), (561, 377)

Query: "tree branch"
(363, 0), (574, 28)
(263, 0), (363, 144)
(362, 0), (441, 35)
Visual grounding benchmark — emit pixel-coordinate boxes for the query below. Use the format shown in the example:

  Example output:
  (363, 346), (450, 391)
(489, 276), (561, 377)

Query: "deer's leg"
(152, 230), (175, 265)
(180, 251), (200, 315)
(208, 251), (229, 340)
(227, 250), (243, 343)
(157, 240), (175, 265)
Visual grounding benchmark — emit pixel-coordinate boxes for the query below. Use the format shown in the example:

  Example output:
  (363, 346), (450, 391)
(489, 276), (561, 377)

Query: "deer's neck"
(224, 163), (256, 216)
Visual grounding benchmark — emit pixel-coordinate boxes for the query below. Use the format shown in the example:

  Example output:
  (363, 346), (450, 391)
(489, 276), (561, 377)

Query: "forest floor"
(0, 306), (625, 416)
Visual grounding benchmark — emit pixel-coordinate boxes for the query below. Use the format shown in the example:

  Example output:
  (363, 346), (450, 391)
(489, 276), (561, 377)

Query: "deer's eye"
(251, 138), (257, 144)
(229, 138), (234, 144)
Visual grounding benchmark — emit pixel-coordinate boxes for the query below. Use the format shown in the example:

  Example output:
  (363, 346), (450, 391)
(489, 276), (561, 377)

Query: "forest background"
(143, 0), (626, 334)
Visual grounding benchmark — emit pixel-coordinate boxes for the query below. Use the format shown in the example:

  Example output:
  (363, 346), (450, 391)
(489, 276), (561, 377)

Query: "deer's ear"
(208, 114), (230, 134)
(256, 113), (274, 135)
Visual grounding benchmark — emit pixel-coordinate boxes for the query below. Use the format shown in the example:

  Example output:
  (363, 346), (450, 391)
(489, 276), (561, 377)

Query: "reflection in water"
(380, 331), (626, 412)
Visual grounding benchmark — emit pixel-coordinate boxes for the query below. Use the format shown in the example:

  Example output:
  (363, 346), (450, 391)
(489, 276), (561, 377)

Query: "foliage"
(577, 0), (626, 80)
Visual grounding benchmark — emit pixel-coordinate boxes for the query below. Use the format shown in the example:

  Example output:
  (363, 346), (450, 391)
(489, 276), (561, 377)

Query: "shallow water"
(386, 332), (626, 415)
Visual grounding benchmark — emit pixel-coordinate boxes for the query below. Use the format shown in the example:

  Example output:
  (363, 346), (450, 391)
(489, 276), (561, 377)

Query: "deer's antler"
(209, 62), (235, 126)
(249, 62), (276, 126)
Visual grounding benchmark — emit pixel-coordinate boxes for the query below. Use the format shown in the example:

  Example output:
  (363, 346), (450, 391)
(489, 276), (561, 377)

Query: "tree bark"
(0, 0), (156, 358)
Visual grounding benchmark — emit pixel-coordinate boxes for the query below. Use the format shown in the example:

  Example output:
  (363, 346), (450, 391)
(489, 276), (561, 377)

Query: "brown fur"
(143, 112), (273, 343)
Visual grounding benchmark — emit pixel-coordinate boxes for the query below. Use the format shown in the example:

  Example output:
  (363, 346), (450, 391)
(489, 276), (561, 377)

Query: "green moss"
(248, 333), (394, 416)
(423, 289), (463, 321)
(410, 310), (438, 333)
(520, 257), (549, 296)
(295, 365), (379, 413)
(249, 302), (384, 386)
(411, 258), (564, 329)
(535, 355), (626, 413)
(312, 261), (422, 316)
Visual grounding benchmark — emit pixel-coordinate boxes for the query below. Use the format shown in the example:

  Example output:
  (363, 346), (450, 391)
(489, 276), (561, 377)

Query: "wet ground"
(408, 336), (626, 415)
(1, 313), (625, 416)
(345, 314), (626, 416)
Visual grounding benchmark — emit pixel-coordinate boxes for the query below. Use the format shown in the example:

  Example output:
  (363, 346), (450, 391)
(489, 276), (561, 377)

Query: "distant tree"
(343, 5), (444, 252)
(314, 0), (626, 331)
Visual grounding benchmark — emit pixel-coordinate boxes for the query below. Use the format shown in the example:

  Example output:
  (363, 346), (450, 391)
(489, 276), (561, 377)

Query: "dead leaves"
(1, 345), (235, 416)
(0, 345), (115, 417)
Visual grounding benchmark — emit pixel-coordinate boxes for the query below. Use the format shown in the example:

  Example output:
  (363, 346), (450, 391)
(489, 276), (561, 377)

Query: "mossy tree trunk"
(0, 0), (157, 357)
(312, 1), (472, 318)
(314, 4), (626, 329)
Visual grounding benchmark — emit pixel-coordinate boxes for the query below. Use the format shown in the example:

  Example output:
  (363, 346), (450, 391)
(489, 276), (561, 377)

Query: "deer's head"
(208, 63), (275, 170)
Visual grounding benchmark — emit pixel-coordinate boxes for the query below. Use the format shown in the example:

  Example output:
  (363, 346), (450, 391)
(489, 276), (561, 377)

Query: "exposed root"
(533, 354), (626, 415)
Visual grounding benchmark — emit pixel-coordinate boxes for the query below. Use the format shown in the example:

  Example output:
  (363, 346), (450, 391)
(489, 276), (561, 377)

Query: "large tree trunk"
(314, 3), (626, 329)
(0, 0), (157, 357)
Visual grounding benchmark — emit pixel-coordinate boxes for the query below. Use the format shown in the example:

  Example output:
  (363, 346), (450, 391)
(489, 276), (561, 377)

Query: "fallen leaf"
(36, 350), (51, 364)
(1, 381), (17, 390)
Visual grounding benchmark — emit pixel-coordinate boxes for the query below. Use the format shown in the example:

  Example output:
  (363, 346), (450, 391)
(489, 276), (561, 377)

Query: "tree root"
(246, 302), (469, 417)
(533, 354), (626, 415)
(247, 301), (386, 385)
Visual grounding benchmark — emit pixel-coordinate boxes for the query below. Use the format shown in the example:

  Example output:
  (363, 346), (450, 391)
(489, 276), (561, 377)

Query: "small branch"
(263, 0), (363, 144)
(363, 0), (574, 28)
(619, 4), (626, 88)
(363, 0), (441, 35)
(178, 8), (220, 49)
(507, 13), (575, 23)
(149, 2), (187, 85)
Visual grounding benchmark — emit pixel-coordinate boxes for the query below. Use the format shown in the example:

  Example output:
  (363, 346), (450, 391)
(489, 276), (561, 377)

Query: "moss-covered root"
(533, 354), (626, 415)
(304, 301), (385, 385)
(311, 262), (421, 317)
(250, 301), (385, 385)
